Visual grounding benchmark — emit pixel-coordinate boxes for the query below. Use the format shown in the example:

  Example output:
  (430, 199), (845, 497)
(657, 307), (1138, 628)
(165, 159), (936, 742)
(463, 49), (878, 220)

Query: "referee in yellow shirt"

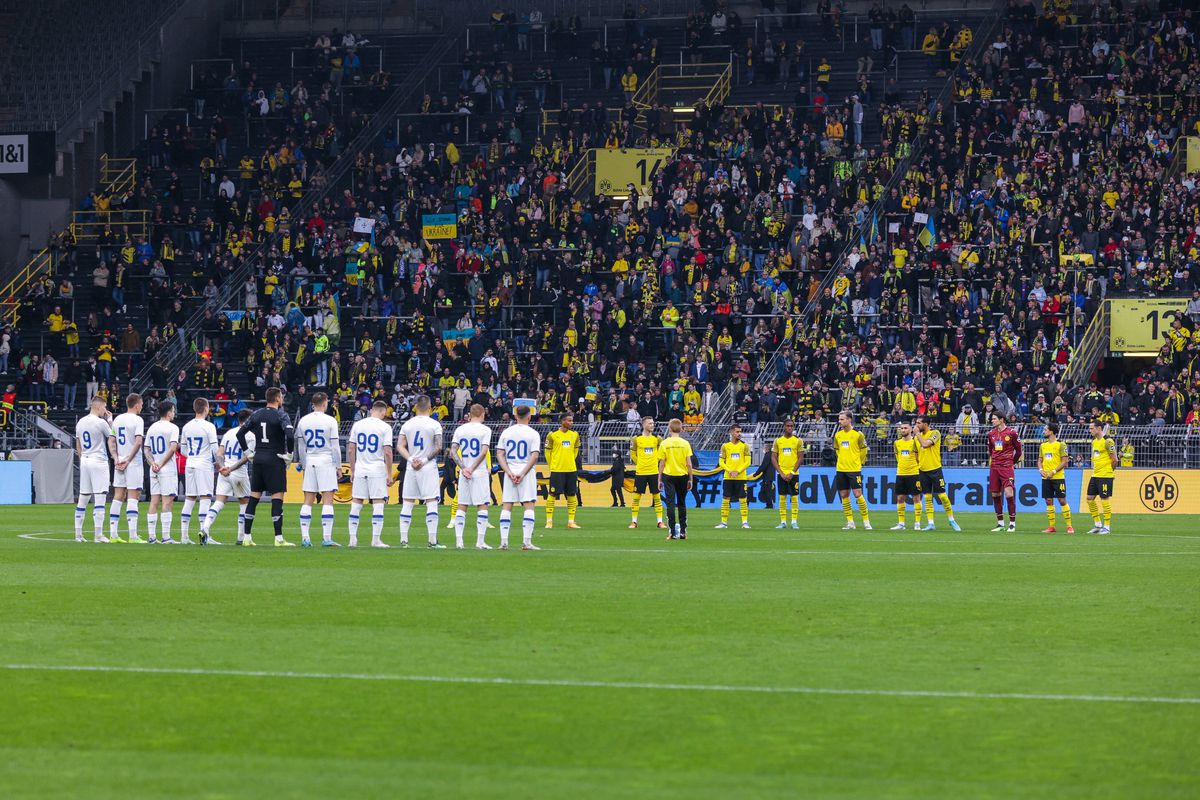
(1039, 422), (1074, 534)
(629, 416), (666, 529)
(833, 411), (872, 530)
(1086, 420), (1117, 534)
(715, 424), (752, 529)
(772, 419), (804, 529)
(657, 418), (694, 540)
(891, 422), (921, 530)
(544, 413), (581, 529)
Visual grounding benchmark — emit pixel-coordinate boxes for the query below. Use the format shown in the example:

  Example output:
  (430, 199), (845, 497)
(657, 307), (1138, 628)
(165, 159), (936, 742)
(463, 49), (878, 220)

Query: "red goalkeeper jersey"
(987, 426), (1022, 471)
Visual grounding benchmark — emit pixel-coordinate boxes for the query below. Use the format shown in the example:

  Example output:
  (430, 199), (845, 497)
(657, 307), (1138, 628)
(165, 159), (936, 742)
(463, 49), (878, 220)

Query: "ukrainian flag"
(917, 215), (936, 248)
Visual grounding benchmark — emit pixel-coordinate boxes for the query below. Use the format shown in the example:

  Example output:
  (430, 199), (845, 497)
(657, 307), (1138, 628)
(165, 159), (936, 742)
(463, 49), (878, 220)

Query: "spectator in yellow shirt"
(660, 301), (680, 352)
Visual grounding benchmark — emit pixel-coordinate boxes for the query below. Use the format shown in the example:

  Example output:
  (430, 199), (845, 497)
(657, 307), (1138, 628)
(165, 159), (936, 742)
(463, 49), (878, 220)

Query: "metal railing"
(1064, 300), (1110, 388)
(98, 154), (138, 197)
(0, 248), (59, 326)
(69, 209), (151, 242)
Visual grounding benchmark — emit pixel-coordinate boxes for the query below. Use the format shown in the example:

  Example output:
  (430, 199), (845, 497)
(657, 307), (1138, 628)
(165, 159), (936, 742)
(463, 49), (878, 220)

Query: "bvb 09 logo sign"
(1139, 472), (1179, 512)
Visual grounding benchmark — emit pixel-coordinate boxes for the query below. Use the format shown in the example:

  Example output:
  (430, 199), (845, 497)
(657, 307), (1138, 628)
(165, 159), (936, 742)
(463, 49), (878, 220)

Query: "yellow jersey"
(1091, 436), (1116, 478)
(773, 435), (803, 474)
(834, 429), (868, 472)
(545, 429), (580, 473)
(658, 436), (693, 476)
(894, 437), (920, 476)
(719, 441), (751, 480)
(631, 434), (662, 475)
(1039, 440), (1069, 480)
(915, 429), (943, 472)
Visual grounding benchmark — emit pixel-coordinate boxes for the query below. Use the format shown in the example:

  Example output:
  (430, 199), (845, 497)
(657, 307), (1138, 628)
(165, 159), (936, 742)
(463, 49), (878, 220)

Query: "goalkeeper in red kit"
(986, 411), (1023, 532)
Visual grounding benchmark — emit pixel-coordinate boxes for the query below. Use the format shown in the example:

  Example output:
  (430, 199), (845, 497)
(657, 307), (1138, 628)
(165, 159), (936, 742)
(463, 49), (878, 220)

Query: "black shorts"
(634, 474), (659, 494)
(1087, 477), (1114, 499)
(1041, 478), (1067, 500)
(919, 469), (946, 494)
(251, 457), (287, 494)
(895, 474), (921, 496)
(723, 479), (747, 500)
(549, 471), (578, 497)
(776, 474), (799, 496)
(833, 471), (863, 492)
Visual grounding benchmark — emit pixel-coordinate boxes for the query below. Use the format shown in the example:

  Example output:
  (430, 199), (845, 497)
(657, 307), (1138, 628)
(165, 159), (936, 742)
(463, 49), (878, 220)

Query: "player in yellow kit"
(1086, 420), (1117, 534)
(833, 411), (872, 530)
(544, 412), (581, 529)
(715, 424), (752, 529)
(772, 419), (804, 529)
(1039, 422), (1074, 534)
(628, 416), (666, 529)
(914, 416), (959, 531)
(891, 422), (922, 530)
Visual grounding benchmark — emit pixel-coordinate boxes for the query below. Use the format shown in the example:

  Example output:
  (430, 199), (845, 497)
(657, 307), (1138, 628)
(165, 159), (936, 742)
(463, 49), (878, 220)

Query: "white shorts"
(352, 472), (388, 500)
(302, 461), (339, 494)
(185, 465), (215, 497)
(502, 474), (537, 505)
(402, 464), (440, 501)
(216, 472), (250, 499)
(79, 461), (110, 495)
(457, 472), (492, 506)
(113, 461), (144, 491)
(149, 467), (179, 497)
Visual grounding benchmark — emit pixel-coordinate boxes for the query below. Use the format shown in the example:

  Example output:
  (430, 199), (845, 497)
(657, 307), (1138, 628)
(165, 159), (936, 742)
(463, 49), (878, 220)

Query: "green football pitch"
(1, 504), (1197, 799)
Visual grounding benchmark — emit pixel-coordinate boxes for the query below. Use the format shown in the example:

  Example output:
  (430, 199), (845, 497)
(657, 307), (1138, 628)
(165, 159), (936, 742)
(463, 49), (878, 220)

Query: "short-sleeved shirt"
(894, 438), (920, 476)
(658, 436), (693, 476)
(1040, 440), (1068, 480)
(773, 435), (802, 473)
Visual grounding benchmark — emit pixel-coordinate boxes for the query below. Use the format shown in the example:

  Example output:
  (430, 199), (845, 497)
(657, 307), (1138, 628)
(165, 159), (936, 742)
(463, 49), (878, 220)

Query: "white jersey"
(398, 415), (443, 463)
(144, 419), (180, 467)
(297, 411), (341, 466)
(76, 414), (112, 463)
(112, 412), (145, 464)
(497, 423), (541, 474)
(452, 421), (492, 468)
(220, 428), (255, 479)
(180, 418), (220, 467)
(349, 417), (393, 477)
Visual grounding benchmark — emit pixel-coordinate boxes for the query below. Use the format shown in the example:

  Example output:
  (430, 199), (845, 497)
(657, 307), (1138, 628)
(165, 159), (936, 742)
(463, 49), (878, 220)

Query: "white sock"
(74, 495), (87, 537)
(299, 503), (313, 542)
(522, 510), (536, 546)
(372, 502), (386, 544)
(476, 509), (489, 547)
(425, 500), (439, 545)
(180, 499), (196, 540)
(399, 500), (414, 544)
(204, 499), (225, 533)
(499, 510), (511, 548)
(236, 507), (246, 541)
(125, 498), (139, 538)
(93, 495), (107, 538)
(160, 511), (172, 539)
(348, 501), (362, 545)
(198, 498), (211, 535)
(109, 499), (122, 537)
(147, 512), (159, 540)
(321, 503), (335, 542)
(454, 507), (466, 548)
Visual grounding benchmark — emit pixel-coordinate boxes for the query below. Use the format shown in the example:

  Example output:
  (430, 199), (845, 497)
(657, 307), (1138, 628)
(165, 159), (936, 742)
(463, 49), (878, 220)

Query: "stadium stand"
(3, 0), (1200, 456)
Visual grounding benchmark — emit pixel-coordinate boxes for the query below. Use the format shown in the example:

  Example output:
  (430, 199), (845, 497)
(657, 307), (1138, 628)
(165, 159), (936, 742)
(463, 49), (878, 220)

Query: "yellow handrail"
(98, 153), (138, 197)
(70, 209), (150, 241)
(0, 248), (55, 326)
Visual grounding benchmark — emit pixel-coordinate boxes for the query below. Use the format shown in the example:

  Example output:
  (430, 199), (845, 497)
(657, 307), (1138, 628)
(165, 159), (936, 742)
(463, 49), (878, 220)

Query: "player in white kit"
(180, 397), (220, 545)
(200, 408), (254, 545)
(347, 400), (394, 548)
(450, 403), (493, 549)
(143, 401), (180, 543)
(75, 396), (116, 542)
(396, 395), (446, 548)
(496, 404), (543, 550)
(110, 393), (146, 542)
(296, 392), (342, 547)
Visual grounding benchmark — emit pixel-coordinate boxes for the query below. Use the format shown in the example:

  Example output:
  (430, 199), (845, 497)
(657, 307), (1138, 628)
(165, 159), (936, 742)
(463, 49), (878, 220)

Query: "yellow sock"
(923, 495), (934, 524)
(545, 495), (555, 523)
(857, 494), (870, 521)
(1087, 499), (1100, 525)
(937, 493), (954, 520)
(1101, 499), (1112, 526)
(567, 496), (577, 523)
(1062, 505), (1072, 528)
(652, 493), (663, 523)
(779, 497), (788, 523)
(897, 503), (906, 526)
(791, 498), (799, 524)
(740, 503), (748, 525)
(720, 498), (730, 524)
(841, 497), (853, 522)
(630, 494), (640, 522)
(1046, 506), (1057, 528)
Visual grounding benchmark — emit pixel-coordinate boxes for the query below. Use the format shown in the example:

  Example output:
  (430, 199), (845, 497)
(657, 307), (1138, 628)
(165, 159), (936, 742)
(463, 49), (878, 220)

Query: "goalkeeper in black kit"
(237, 387), (297, 547)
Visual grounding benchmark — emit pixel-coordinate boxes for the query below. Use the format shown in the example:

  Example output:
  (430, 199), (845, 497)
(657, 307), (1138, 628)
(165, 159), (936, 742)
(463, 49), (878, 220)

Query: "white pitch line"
(2, 663), (1196, 706)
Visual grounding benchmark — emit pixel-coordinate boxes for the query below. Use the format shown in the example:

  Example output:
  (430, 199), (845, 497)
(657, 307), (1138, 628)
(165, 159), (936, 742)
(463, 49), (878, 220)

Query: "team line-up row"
(71, 392), (1125, 549)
